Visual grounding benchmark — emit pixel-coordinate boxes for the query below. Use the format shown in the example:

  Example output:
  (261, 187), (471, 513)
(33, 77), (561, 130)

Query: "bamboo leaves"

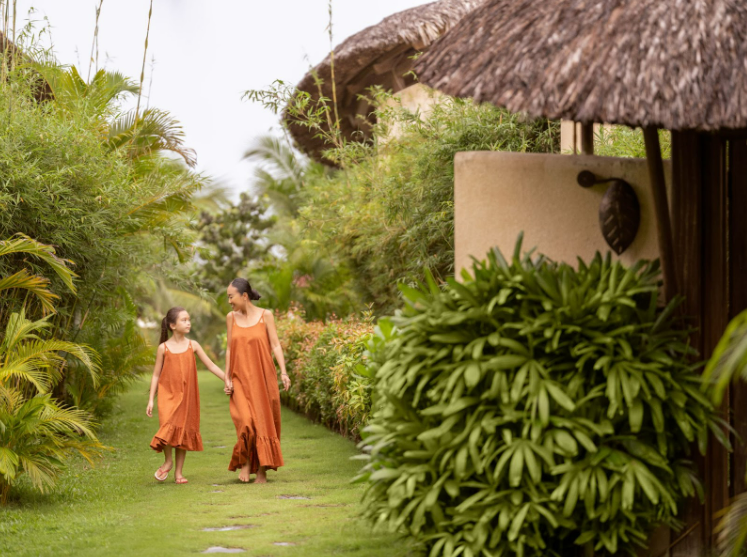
(357, 240), (722, 557)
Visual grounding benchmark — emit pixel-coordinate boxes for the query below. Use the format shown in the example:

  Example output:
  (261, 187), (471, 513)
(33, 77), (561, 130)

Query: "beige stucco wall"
(455, 151), (670, 274)
(396, 83), (443, 114)
(382, 84), (442, 141)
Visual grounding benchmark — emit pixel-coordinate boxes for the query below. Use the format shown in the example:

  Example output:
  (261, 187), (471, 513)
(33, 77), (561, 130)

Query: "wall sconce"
(577, 171), (640, 255)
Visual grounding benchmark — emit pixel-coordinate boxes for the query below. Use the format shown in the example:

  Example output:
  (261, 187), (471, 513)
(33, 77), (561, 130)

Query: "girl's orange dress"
(228, 311), (284, 473)
(150, 341), (203, 452)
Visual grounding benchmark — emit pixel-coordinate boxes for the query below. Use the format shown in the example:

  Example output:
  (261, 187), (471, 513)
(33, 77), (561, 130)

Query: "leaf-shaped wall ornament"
(599, 179), (640, 255)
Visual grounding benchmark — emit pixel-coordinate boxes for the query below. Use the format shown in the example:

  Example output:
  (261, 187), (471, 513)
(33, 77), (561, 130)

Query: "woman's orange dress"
(150, 341), (203, 452)
(228, 311), (284, 473)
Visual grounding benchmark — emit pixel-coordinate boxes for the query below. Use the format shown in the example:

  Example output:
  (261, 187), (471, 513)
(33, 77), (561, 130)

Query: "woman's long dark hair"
(230, 278), (261, 301)
(159, 307), (185, 345)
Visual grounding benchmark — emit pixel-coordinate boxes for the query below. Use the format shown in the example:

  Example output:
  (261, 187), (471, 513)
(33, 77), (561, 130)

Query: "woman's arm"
(146, 344), (165, 416)
(263, 310), (291, 391)
(224, 312), (233, 394)
(191, 340), (226, 381)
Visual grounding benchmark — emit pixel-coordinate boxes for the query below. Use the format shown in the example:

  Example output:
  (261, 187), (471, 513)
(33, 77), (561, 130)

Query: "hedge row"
(276, 307), (374, 439)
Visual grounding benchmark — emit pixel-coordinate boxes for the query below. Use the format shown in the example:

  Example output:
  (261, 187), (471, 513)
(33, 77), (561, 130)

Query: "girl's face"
(171, 311), (191, 336)
(227, 285), (248, 311)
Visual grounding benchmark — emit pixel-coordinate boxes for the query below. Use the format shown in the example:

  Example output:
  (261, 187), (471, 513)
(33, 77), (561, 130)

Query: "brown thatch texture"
(0, 31), (53, 101)
(285, 0), (485, 163)
(415, 0), (747, 131)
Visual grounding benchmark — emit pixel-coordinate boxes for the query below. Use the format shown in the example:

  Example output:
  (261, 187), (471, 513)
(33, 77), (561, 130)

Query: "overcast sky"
(16, 0), (431, 196)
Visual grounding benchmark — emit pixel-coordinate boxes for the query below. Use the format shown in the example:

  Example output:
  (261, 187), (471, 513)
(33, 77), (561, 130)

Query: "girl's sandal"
(175, 477), (189, 484)
(154, 466), (170, 482)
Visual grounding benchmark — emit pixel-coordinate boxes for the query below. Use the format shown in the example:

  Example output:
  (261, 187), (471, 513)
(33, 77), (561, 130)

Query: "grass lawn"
(0, 373), (421, 556)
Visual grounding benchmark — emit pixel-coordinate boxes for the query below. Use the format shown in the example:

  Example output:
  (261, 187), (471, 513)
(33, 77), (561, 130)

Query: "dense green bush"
(0, 65), (201, 415)
(247, 84), (559, 315)
(297, 96), (558, 313)
(196, 192), (274, 293)
(594, 126), (671, 159)
(0, 235), (102, 504)
(277, 308), (373, 438)
(357, 239), (724, 557)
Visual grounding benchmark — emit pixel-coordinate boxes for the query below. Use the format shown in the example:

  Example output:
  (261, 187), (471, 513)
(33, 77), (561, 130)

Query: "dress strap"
(259, 311), (265, 323)
(163, 343), (170, 353)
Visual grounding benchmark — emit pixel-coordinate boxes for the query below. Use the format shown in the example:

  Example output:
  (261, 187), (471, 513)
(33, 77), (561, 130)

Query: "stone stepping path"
(202, 525), (256, 532)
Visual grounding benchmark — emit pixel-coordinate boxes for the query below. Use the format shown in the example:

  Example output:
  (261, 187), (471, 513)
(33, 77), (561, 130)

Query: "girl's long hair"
(159, 307), (185, 345)
(230, 278), (261, 300)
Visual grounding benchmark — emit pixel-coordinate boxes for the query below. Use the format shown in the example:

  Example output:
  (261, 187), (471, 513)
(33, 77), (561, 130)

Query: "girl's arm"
(263, 310), (291, 391)
(146, 344), (166, 417)
(191, 340), (226, 381)
(224, 312), (233, 394)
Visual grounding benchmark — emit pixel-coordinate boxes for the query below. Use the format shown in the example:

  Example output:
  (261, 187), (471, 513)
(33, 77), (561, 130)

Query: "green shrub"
(297, 96), (559, 314)
(357, 238), (724, 557)
(277, 308), (374, 438)
(0, 66), (200, 414)
(594, 126), (671, 159)
(0, 235), (102, 504)
(249, 83), (559, 315)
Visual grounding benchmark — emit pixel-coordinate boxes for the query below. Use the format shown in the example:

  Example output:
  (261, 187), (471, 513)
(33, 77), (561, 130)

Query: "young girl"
(224, 278), (291, 483)
(146, 306), (227, 484)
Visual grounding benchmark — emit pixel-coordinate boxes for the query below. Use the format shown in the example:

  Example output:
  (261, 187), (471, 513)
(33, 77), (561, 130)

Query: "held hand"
(224, 379), (233, 396)
(146, 400), (153, 417)
(281, 373), (291, 391)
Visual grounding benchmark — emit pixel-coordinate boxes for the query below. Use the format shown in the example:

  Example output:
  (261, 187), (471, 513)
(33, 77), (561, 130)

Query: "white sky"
(16, 0), (431, 196)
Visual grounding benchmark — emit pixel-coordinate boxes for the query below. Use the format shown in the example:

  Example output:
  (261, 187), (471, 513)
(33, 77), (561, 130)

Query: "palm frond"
(703, 309), (747, 404)
(0, 270), (58, 313)
(1, 309), (52, 354)
(0, 234), (77, 293)
(716, 492), (747, 557)
(107, 108), (196, 167)
(244, 135), (305, 186)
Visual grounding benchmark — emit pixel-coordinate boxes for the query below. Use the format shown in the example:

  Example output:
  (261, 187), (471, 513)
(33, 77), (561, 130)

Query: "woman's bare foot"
(238, 463), (251, 483)
(175, 476), (189, 484)
(255, 466), (267, 484)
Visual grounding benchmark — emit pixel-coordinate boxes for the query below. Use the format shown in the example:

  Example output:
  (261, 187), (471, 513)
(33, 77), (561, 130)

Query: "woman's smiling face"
(227, 284), (247, 311)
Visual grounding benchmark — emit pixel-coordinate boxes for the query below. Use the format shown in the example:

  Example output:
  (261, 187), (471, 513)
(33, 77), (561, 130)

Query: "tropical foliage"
(195, 192), (274, 293)
(699, 310), (747, 557)
(356, 238), (724, 557)
(0, 58), (202, 414)
(277, 307), (374, 439)
(0, 28), (204, 502)
(0, 235), (102, 505)
(241, 87), (560, 316)
(594, 126), (671, 159)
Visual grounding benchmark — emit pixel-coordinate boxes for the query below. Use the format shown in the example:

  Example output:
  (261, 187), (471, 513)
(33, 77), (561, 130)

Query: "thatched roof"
(415, 0), (747, 131)
(286, 0), (485, 163)
(0, 31), (53, 101)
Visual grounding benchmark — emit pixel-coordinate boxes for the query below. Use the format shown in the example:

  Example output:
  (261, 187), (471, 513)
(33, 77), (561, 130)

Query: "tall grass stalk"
(87, 0), (104, 83)
(326, 0), (340, 133)
(134, 0), (153, 121)
(1, 0), (9, 84)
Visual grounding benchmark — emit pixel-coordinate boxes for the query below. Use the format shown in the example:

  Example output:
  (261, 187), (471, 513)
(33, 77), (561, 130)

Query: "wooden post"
(729, 138), (747, 497)
(700, 134), (730, 545)
(580, 122), (594, 155)
(670, 129), (705, 557)
(643, 126), (678, 301)
(670, 130), (739, 554)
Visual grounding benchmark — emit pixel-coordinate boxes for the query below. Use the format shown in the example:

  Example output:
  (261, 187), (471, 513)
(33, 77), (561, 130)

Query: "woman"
(224, 278), (291, 483)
